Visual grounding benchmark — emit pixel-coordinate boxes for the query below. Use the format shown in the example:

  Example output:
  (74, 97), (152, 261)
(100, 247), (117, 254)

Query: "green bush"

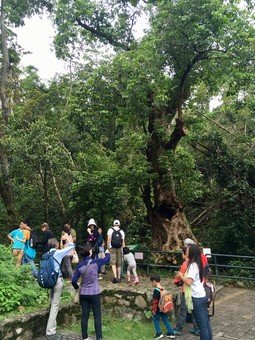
(227, 259), (255, 280)
(0, 245), (48, 314)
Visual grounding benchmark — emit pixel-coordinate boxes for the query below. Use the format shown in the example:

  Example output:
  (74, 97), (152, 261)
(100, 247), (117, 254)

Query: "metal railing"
(133, 249), (255, 281)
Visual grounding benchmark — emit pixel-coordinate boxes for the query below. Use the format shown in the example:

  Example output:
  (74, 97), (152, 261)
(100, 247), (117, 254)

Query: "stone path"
(36, 287), (255, 340)
(177, 287), (255, 340)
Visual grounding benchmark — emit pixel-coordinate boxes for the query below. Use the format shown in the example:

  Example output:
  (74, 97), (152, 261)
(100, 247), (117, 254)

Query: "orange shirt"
(23, 229), (30, 241)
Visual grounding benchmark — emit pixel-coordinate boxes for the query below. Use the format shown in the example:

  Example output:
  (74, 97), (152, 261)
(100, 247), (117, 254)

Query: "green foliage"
(227, 259), (255, 280)
(0, 245), (48, 314)
(54, 0), (141, 59)
(185, 83), (255, 254)
(5, 0), (53, 27)
(1, 0), (255, 254)
(67, 315), (154, 340)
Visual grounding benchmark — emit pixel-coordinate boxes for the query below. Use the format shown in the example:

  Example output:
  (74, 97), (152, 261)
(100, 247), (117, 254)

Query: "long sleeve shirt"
(72, 253), (110, 295)
(151, 288), (161, 314)
(49, 243), (75, 276)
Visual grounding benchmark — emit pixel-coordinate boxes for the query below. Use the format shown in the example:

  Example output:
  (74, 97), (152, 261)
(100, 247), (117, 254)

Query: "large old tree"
(52, 0), (255, 249)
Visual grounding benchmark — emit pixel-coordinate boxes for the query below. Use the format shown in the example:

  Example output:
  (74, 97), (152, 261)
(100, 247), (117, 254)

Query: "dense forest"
(1, 0), (255, 254)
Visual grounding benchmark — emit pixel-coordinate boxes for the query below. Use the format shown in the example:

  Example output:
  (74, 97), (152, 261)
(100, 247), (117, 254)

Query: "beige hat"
(184, 238), (195, 247)
(87, 218), (97, 227)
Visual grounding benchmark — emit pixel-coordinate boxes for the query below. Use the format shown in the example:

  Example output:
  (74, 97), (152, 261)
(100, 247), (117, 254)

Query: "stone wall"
(0, 303), (80, 340)
(0, 282), (180, 340)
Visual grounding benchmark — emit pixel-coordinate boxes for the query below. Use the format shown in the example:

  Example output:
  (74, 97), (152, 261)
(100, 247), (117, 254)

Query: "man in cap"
(107, 219), (125, 283)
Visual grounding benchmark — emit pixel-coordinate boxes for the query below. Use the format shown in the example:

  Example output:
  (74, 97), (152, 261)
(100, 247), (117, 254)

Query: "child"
(150, 275), (175, 339)
(123, 246), (139, 285)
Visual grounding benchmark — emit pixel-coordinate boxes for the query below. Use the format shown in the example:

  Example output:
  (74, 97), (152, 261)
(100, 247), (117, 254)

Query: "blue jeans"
(22, 253), (38, 278)
(192, 296), (212, 340)
(152, 311), (173, 334)
(80, 294), (102, 340)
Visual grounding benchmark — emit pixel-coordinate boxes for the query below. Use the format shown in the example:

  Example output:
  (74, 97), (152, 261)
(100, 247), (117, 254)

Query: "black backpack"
(111, 228), (123, 248)
(29, 231), (39, 249)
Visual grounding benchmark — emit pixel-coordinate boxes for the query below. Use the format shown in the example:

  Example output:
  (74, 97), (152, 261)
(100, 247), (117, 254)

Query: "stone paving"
(174, 287), (255, 340)
(35, 287), (255, 340)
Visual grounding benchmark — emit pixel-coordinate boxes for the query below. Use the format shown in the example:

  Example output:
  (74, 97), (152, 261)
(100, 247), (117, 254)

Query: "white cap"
(184, 238), (195, 247)
(113, 219), (120, 226)
(87, 218), (97, 227)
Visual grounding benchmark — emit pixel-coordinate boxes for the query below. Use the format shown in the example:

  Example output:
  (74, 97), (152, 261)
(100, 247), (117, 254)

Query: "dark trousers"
(80, 294), (102, 340)
(176, 292), (198, 329)
(61, 255), (73, 279)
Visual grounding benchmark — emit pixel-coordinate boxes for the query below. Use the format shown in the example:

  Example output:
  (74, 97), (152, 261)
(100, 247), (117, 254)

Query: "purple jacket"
(72, 253), (110, 295)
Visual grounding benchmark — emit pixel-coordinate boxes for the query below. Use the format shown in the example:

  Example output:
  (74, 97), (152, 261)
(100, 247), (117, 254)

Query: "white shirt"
(124, 252), (136, 267)
(186, 263), (206, 298)
(107, 226), (125, 248)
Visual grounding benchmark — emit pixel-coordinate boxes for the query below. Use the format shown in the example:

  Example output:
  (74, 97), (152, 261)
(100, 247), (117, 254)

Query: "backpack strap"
(49, 250), (61, 267)
(208, 282), (216, 317)
(155, 287), (162, 295)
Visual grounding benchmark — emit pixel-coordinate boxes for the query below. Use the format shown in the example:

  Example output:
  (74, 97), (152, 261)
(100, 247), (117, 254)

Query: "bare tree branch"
(202, 114), (233, 133)
(76, 18), (131, 50)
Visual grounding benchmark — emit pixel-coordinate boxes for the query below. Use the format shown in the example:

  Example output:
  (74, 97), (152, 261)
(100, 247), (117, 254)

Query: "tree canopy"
(1, 0), (255, 253)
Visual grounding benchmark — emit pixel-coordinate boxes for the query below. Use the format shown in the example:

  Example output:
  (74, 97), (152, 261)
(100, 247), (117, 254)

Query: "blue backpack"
(37, 251), (60, 288)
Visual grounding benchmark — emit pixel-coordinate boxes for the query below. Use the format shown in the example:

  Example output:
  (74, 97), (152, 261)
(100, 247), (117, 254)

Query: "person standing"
(7, 222), (26, 267)
(45, 234), (75, 340)
(72, 244), (110, 340)
(176, 244), (213, 340)
(64, 222), (77, 243)
(172, 247), (199, 335)
(87, 219), (100, 258)
(21, 221), (38, 277)
(60, 224), (75, 281)
(38, 222), (54, 254)
(107, 219), (125, 283)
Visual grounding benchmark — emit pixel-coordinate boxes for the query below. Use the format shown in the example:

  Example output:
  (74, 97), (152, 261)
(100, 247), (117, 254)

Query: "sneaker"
(172, 328), (182, 335)
(190, 327), (200, 336)
(165, 333), (176, 338)
(153, 334), (164, 339)
(112, 277), (119, 283)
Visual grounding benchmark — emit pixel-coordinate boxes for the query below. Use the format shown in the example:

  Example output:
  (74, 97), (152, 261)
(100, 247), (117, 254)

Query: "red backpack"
(157, 288), (174, 313)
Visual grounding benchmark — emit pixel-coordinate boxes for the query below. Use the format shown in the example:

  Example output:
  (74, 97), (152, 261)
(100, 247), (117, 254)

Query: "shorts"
(110, 248), (122, 267)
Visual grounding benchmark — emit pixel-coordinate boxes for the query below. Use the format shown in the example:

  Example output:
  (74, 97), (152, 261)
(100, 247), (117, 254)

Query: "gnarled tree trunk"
(144, 115), (194, 250)
(143, 54), (209, 250)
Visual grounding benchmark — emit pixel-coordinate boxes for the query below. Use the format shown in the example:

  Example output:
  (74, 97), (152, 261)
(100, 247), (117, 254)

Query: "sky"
(14, 14), (221, 110)
(15, 13), (148, 82)
(15, 15), (67, 81)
